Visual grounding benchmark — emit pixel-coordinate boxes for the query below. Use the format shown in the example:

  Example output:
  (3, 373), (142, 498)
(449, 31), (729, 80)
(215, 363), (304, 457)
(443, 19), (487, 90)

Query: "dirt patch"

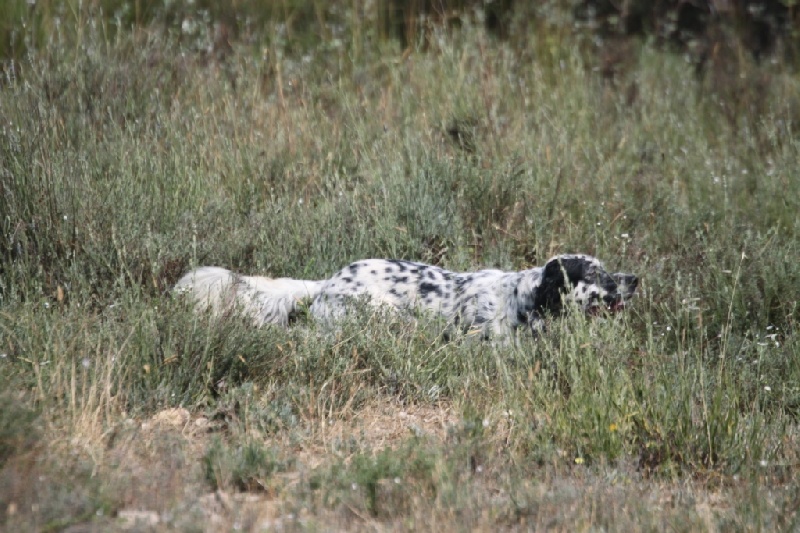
(109, 401), (461, 530)
(280, 399), (460, 471)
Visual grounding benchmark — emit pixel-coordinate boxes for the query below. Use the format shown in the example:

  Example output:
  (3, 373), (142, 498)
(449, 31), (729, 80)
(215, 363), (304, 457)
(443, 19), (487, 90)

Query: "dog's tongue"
(608, 300), (625, 313)
(588, 300), (625, 316)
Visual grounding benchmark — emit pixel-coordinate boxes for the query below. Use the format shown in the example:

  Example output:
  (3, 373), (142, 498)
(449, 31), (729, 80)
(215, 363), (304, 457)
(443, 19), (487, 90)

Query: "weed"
(204, 437), (288, 493)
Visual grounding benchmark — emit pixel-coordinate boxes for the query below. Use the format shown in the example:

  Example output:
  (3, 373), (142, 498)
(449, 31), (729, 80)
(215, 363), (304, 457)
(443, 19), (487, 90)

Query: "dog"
(174, 254), (638, 339)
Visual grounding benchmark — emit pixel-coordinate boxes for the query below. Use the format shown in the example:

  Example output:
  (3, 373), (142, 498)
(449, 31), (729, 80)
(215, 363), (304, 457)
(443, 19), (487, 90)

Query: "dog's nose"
(611, 272), (638, 296)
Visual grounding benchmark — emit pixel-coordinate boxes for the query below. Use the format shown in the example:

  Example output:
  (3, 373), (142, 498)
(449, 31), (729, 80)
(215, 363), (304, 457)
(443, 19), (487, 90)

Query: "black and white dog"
(175, 254), (637, 339)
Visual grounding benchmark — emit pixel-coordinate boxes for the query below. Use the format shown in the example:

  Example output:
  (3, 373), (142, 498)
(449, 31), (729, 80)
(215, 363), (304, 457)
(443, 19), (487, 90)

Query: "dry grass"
(5, 400), (795, 531)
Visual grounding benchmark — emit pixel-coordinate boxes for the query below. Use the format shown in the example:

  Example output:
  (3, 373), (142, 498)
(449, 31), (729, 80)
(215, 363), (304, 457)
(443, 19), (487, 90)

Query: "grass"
(1, 2), (800, 531)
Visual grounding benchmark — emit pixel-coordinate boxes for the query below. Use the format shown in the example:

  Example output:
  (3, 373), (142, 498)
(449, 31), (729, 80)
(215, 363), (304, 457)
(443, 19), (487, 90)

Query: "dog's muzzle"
(607, 273), (638, 312)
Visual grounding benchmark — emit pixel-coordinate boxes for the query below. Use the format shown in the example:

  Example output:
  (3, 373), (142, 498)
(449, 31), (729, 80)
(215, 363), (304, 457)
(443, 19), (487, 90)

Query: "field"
(1, 3), (800, 531)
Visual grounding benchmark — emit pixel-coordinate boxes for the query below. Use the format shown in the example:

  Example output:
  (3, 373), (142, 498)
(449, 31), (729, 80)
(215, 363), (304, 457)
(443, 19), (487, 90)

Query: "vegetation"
(1, 1), (799, 530)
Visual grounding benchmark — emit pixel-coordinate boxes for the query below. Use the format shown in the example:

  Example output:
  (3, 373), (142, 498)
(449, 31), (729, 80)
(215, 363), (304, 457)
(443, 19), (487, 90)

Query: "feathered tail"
(174, 266), (324, 327)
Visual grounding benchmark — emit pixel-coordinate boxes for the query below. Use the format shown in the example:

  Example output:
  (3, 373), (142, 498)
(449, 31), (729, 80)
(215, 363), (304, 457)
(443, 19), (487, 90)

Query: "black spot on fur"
(371, 270), (377, 275)
(385, 267), (393, 273)
(394, 276), (409, 284)
(349, 263), (360, 274)
(341, 277), (353, 283)
(389, 288), (401, 297)
(388, 259), (408, 272)
(419, 282), (443, 298)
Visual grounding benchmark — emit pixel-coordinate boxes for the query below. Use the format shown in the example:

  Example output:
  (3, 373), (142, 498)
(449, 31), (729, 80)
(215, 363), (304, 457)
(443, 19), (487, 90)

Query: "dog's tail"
(174, 266), (324, 327)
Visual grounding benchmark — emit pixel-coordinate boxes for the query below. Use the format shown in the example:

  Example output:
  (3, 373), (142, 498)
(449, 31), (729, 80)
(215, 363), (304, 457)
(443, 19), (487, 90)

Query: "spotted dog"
(175, 254), (638, 339)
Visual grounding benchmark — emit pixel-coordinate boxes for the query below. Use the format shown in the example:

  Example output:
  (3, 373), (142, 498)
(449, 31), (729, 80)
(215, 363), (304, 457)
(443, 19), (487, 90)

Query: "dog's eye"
(599, 273), (617, 290)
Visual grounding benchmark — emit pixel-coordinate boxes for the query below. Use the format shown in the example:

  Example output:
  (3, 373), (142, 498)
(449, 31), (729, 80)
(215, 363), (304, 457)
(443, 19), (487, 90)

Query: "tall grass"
(1, 4), (799, 530)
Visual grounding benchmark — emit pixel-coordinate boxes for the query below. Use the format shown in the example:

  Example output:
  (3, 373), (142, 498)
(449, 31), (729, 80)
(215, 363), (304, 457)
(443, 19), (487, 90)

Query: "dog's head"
(533, 254), (638, 317)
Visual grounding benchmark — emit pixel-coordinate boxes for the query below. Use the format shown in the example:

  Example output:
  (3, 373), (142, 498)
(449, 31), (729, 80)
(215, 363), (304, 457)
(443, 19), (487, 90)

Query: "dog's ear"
(532, 255), (593, 316)
(544, 255), (590, 286)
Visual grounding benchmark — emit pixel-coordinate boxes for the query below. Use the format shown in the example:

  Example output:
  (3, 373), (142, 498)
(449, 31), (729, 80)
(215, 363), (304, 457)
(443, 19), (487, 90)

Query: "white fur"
(174, 266), (323, 327)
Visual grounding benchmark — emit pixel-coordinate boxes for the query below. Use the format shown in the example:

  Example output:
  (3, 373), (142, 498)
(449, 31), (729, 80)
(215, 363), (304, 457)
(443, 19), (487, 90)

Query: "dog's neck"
(510, 268), (545, 325)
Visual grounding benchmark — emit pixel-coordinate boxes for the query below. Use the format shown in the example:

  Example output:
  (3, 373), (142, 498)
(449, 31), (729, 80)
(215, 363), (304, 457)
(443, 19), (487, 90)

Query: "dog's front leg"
(529, 315), (547, 338)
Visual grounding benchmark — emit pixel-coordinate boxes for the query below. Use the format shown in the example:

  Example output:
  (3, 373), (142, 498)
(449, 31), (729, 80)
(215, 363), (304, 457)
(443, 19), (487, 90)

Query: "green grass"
(1, 4), (800, 531)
